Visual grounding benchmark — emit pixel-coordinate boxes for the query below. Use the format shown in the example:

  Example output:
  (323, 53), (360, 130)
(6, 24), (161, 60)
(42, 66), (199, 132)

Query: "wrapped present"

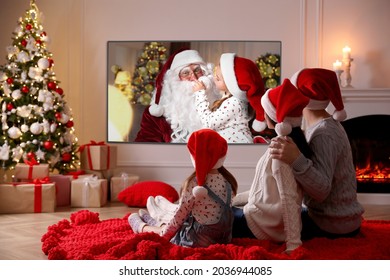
(110, 173), (139, 202)
(79, 141), (117, 171)
(71, 176), (107, 207)
(14, 161), (49, 181)
(49, 175), (71, 207)
(0, 182), (56, 213)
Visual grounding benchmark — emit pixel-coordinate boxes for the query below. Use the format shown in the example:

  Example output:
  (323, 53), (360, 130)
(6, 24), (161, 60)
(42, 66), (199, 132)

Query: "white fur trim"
(333, 109), (347, 121)
(220, 53), (246, 100)
(252, 119), (267, 132)
(275, 122), (292, 136)
(306, 99), (329, 110)
(149, 103), (163, 117)
(170, 50), (205, 72)
(192, 186), (208, 199)
(290, 69), (303, 87)
(261, 89), (277, 122)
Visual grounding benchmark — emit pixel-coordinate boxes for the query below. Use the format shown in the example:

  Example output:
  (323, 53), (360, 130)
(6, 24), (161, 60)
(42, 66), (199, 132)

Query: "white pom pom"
(192, 186), (208, 199)
(275, 122), (292, 136)
(333, 109), (347, 121)
(149, 104), (163, 117)
(252, 119), (267, 132)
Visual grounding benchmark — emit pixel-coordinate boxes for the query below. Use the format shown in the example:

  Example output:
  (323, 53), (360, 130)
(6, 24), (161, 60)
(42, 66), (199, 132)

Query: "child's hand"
(192, 80), (206, 92)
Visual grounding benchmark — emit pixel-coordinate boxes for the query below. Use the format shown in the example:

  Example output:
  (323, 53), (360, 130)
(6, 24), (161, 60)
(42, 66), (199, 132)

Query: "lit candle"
(343, 46), (351, 59)
(333, 60), (342, 71)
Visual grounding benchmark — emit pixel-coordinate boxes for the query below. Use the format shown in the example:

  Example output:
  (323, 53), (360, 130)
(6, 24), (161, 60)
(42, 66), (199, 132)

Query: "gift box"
(0, 182), (56, 213)
(14, 163), (49, 181)
(110, 173), (139, 202)
(71, 177), (108, 207)
(80, 141), (117, 171)
(49, 175), (71, 207)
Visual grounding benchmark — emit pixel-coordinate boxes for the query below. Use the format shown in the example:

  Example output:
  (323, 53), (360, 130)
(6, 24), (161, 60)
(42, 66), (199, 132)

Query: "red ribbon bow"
(78, 140), (106, 153)
(66, 170), (86, 179)
(23, 158), (39, 180)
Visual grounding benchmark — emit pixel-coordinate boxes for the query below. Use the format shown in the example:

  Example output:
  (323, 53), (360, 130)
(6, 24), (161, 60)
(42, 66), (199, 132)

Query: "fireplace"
(341, 114), (390, 193)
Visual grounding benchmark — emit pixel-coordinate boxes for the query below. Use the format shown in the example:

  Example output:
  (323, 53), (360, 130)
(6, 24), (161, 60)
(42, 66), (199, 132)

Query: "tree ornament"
(37, 57), (50, 69)
(21, 85), (29, 93)
(48, 58), (54, 67)
(6, 77), (13, 84)
(43, 140), (54, 150)
(21, 124), (29, 133)
(62, 153), (71, 162)
(7, 127), (22, 139)
(65, 120), (74, 128)
(26, 24), (32, 30)
(55, 112), (62, 120)
(21, 39), (27, 47)
(56, 87), (63, 95)
(47, 81), (56, 90)
(6, 103), (14, 111)
(30, 122), (43, 135)
(27, 151), (36, 160)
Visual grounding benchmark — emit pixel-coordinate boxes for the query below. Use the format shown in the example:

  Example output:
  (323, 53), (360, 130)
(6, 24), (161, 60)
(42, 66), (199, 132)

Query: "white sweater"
(243, 149), (303, 252)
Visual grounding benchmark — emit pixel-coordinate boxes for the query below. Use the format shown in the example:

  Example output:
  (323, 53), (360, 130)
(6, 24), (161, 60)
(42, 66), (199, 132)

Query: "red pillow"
(118, 181), (179, 207)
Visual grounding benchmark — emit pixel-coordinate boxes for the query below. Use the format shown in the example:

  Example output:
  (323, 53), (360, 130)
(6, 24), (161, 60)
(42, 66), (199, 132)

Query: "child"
(192, 53), (266, 143)
(232, 79), (312, 254)
(128, 128), (238, 248)
(269, 68), (364, 240)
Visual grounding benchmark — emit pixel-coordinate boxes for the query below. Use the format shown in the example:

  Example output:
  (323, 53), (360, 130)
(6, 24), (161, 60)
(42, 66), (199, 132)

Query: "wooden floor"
(0, 202), (389, 260)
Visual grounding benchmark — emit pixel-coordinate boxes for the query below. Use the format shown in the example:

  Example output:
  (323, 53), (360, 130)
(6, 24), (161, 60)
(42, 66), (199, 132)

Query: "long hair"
(180, 166), (238, 197)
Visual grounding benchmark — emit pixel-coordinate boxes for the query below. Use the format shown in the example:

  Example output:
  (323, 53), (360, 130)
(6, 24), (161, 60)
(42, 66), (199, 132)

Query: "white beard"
(159, 72), (203, 143)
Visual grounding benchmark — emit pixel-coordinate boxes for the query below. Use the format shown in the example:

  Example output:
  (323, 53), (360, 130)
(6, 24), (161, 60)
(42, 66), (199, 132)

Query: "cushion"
(117, 180), (179, 207)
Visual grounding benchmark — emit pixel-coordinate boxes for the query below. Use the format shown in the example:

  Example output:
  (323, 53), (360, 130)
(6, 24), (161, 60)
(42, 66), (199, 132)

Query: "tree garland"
(255, 53), (281, 90)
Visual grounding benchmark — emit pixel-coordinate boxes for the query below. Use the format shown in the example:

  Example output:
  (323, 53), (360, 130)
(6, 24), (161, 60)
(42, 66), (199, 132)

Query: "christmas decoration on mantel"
(0, 0), (79, 174)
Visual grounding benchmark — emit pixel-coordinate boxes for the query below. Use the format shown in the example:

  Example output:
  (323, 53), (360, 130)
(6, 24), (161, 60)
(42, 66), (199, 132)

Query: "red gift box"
(49, 175), (71, 207)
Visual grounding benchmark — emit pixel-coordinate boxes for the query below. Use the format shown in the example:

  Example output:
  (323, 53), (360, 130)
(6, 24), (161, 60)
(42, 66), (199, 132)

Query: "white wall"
(1, 0), (389, 191)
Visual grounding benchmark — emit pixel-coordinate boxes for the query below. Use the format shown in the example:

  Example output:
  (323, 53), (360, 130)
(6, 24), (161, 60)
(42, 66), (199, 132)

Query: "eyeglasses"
(179, 65), (204, 79)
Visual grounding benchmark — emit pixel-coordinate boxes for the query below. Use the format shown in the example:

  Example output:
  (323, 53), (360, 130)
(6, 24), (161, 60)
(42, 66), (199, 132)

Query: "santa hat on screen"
(220, 53), (266, 132)
(187, 129), (228, 199)
(290, 68), (347, 121)
(149, 49), (206, 117)
(261, 79), (309, 136)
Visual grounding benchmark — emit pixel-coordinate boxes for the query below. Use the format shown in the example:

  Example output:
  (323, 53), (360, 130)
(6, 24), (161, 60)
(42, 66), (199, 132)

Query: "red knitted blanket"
(41, 210), (390, 260)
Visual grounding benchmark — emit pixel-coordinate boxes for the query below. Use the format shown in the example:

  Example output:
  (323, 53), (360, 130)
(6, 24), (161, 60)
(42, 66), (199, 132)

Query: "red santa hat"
(149, 49), (205, 117)
(219, 53), (266, 132)
(290, 68), (347, 121)
(187, 129), (228, 199)
(261, 79), (309, 136)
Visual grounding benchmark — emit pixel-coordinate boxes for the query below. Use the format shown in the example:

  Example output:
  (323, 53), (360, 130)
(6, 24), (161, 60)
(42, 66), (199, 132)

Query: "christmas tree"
(130, 42), (168, 105)
(255, 53), (281, 90)
(0, 0), (79, 174)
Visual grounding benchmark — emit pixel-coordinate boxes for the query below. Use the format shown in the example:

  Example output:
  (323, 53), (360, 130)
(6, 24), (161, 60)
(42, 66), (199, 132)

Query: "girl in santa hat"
(232, 78), (312, 254)
(192, 53), (267, 143)
(269, 68), (364, 240)
(128, 128), (238, 248)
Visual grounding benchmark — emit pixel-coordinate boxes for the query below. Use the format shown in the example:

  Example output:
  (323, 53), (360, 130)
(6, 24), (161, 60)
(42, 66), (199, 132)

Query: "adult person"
(135, 49), (219, 143)
(269, 68), (364, 240)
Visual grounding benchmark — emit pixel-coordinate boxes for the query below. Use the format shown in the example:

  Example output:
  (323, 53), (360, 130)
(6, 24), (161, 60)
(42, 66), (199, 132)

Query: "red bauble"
(21, 39), (27, 47)
(62, 153), (71, 162)
(40, 31), (47, 37)
(26, 24), (32, 30)
(65, 120), (74, 128)
(21, 86), (29, 93)
(6, 78), (13, 84)
(6, 103), (14, 111)
(55, 112), (62, 120)
(43, 140), (54, 150)
(48, 58), (54, 67)
(36, 39), (42, 45)
(48, 81), (57, 90)
(56, 88), (64, 95)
